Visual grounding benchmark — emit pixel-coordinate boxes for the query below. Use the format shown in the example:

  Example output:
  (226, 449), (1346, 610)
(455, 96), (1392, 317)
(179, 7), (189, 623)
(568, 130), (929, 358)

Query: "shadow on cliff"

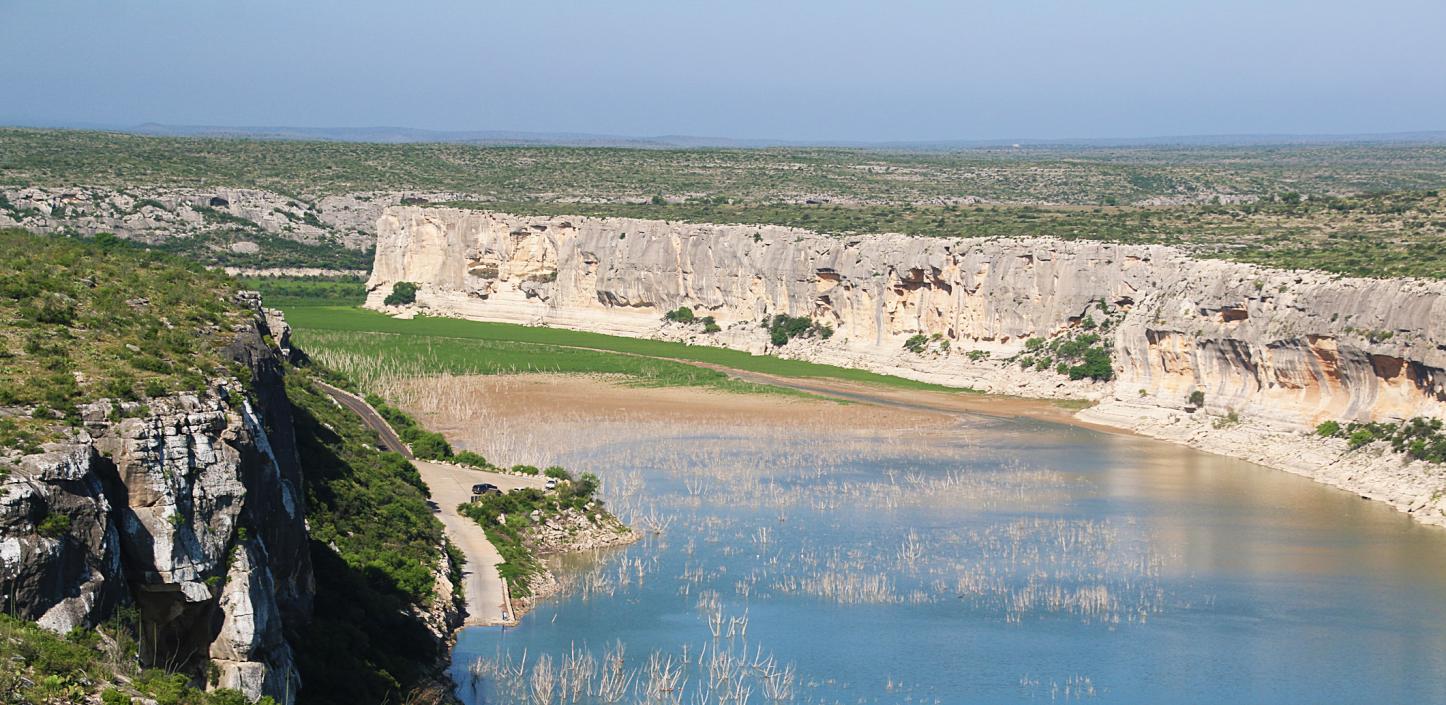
(285, 390), (447, 705)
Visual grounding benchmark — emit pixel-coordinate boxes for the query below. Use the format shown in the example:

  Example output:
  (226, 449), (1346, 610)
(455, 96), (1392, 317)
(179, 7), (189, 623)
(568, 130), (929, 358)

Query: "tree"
(384, 281), (418, 306)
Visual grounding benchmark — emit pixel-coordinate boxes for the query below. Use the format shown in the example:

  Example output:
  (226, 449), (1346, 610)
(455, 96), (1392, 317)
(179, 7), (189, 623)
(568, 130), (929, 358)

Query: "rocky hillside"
(0, 230), (460, 704)
(366, 207), (1446, 525)
(0, 186), (451, 272)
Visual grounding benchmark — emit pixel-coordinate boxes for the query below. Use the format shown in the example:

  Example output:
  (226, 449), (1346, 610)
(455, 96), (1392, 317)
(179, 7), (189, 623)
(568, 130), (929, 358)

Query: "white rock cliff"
(367, 207), (1446, 525)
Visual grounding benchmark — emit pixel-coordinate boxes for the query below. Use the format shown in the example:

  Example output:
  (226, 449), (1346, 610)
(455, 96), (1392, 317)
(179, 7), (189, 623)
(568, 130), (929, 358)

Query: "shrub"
(1188, 390), (1206, 407)
(1315, 420), (1341, 437)
(511, 464), (540, 476)
(700, 316), (721, 334)
(663, 306), (695, 323)
(544, 466), (572, 480)
(453, 450), (490, 469)
(766, 314), (824, 346)
(36, 512), (70, 538)
(903, 334), (929, 354)
(967, 349), (989, 361)
(383, 281), (418, 306)
(1347, 428), (1376, 449)
(407, 431), (452, 460)
(26, 293), (76, 325)
(101, 689), (133, 705)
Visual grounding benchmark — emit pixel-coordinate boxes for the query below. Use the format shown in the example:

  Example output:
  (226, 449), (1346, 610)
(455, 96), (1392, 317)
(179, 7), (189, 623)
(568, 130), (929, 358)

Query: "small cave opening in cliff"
(1219, 306), (1250, 323)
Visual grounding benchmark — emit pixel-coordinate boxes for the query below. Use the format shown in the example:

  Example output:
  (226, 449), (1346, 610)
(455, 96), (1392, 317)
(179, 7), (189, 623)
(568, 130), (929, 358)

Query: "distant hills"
(7, 121), (1446, 150)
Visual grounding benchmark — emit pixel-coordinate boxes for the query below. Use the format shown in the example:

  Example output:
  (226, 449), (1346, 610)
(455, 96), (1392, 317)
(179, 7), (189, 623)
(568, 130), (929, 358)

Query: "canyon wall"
(368, 208), (1446, 526)
(368, 207), (1446, 429)
(1, 300), (310, 703)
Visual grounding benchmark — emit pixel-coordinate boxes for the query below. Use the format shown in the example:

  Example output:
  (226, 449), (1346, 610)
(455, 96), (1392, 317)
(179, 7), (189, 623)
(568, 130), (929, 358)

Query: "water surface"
(453, 412), (1446, 704)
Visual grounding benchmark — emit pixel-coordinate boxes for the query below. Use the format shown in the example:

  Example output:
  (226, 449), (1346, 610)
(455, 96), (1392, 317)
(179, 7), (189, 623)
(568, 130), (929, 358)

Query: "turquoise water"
(452, 414), (1446, 704)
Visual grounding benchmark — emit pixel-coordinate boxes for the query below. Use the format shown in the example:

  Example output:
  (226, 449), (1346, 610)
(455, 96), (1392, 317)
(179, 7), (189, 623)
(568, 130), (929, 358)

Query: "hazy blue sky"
(2, 0), (1442, 141)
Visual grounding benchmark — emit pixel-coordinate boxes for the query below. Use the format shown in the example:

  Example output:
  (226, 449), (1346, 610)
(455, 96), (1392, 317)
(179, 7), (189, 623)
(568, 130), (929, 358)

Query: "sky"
(1, 0), (1443, 142)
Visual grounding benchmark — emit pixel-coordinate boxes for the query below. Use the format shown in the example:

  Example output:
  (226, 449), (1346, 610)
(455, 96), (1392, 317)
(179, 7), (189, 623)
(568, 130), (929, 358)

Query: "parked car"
(471, 483), (500, 497)
(545, 478), (559, 490)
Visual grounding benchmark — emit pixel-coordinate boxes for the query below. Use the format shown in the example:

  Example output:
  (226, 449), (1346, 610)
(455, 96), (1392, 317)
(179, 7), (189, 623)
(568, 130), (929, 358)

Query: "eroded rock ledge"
(1, 303), (309, 703)
(367, 207), (1446, 526)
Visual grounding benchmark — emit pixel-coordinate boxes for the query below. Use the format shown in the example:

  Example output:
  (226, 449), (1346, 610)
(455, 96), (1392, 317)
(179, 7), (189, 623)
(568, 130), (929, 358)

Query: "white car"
(545, 478), (559, 490)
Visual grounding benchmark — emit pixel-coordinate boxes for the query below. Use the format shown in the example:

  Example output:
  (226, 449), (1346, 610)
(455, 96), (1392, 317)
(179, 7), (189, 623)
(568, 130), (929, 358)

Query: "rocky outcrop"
(367, 207), (1446, 524)
(368, 208), (1446, 426)
(0, 306), (310, 704)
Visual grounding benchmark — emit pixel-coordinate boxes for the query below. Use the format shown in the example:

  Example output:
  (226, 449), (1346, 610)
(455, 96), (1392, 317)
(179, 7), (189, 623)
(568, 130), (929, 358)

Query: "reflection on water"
(453, 413), (1446, 704)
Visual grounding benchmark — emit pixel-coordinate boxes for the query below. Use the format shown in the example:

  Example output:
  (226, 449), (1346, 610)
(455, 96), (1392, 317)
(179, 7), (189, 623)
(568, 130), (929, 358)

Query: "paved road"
(316, 380), (546, 626)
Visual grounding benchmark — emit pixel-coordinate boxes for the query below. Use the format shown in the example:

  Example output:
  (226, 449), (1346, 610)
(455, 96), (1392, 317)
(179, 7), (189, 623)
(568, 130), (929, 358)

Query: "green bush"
(511, 464), (540, 476)
(36, 512), (71, 538)
(903, 334), (929, 354)
(453, 450), (490, 469)
(663, 306), (695, 323)
(1315, 420), (1341, 437)
(543, 466), (572, 480)
(383, 282), (418, 306)
(101, 688), (133, 705)
(1347, 428), (1377, 449)
(406, 431), (452, 460)
(371, 397), (453, 459)
(1188, 390), (1206, 407)
(765, 314), (826, 346)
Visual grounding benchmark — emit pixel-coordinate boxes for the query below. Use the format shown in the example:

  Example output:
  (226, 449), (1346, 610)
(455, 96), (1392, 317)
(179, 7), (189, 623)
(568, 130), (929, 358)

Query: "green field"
(283, 304), (961, 394)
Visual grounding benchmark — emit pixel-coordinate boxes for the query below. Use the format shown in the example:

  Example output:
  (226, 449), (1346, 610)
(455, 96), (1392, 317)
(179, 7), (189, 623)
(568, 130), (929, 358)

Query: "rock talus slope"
(368, 207), (1446, 525)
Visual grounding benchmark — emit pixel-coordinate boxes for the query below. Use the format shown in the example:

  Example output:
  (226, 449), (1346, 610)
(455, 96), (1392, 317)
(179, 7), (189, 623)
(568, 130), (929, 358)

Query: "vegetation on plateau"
(0, 229), (249, 447)
(5, 128), (1446, 279)
(7, 128), (1446, 207)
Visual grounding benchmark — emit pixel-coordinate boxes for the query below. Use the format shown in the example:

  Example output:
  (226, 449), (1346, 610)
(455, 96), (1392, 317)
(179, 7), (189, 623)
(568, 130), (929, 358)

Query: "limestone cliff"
(0, 301), (310, 704)
(367, 207), (1446, 524)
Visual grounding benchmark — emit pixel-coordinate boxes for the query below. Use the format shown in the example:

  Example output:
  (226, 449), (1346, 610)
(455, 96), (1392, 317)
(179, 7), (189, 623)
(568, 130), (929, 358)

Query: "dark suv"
(471, 483), (500, 497)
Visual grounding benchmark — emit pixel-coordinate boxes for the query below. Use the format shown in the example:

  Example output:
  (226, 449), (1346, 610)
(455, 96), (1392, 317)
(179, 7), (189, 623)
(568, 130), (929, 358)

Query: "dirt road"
(316, 380), (546, 625)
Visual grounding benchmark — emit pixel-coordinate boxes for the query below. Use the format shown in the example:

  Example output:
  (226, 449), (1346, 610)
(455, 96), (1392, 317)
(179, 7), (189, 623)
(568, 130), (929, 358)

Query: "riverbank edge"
(1077, 401), (1446, 529)
(509, 514), (643, 623)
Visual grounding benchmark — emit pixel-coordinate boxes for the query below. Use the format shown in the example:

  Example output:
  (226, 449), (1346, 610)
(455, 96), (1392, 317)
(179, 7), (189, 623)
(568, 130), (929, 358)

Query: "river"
(427, 379), (1446, 704)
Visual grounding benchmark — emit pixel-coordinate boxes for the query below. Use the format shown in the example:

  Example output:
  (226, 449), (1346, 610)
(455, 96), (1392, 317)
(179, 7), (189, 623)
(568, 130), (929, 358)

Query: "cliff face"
(0, 302), (310, 704)
(368, 207), (1446, 429)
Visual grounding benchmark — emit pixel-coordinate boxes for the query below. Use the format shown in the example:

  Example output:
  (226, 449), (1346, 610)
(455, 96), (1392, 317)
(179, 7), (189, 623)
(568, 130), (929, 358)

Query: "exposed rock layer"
(367, 207), (1446, 524)
(0, 305), (309, 704)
